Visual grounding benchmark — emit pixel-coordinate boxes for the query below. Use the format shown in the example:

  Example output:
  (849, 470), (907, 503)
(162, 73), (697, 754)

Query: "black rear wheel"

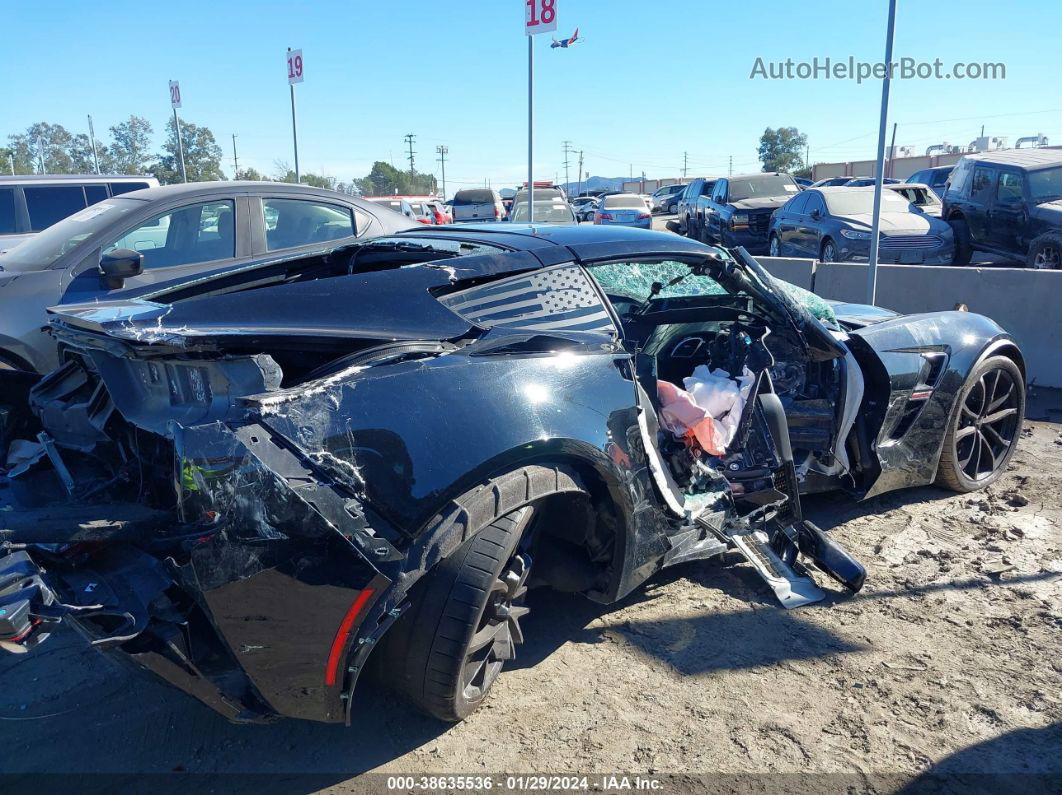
(936, 356), (1024, 492)
(384, 506), (536, 721)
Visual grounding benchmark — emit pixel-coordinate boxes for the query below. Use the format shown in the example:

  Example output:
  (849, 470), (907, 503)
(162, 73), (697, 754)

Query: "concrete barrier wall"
(757, 257), (1062, 388)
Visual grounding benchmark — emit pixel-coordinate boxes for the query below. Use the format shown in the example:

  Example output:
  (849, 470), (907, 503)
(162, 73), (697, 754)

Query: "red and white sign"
(168, 80), (182, 109)
(286, 48), (305, 84)
(524, 0), (557, 35)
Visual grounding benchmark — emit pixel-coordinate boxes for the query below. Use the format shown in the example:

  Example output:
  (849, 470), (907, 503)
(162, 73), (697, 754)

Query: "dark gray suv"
(0, 181), (414, 372)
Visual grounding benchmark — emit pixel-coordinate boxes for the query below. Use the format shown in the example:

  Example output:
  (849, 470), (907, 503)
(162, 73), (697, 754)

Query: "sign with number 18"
(524, 0), (557, 35)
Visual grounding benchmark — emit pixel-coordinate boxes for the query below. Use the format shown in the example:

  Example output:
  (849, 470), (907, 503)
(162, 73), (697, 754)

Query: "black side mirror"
(99, 248), (143, 290)
(810, 209), (821, 220)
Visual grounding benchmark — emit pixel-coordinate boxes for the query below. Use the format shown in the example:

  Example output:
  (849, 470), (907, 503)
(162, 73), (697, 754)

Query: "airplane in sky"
(550, 27), (579, 48)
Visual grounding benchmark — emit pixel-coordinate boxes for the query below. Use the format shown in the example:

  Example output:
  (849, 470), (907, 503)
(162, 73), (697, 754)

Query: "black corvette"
(0, 225), (1025, 724)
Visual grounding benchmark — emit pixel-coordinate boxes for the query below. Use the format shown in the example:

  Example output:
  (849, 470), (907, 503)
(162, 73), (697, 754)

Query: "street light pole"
(87, 115), (100, 175)
(173, 107), (187, 183)
(866, 0), (898, 306)
(232, 133), (239, 178)
(527, 35), (534, 222)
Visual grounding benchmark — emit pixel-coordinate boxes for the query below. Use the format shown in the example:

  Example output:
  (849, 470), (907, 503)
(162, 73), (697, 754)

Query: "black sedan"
(768, 186), (955, 264)
(0, 225), (1025, 724)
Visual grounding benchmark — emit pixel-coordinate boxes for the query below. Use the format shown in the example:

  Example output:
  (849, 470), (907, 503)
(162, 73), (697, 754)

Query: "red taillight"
(595, 212), (612, 223)
(637, 212), (650, 219)
(324, 586), (377, 686)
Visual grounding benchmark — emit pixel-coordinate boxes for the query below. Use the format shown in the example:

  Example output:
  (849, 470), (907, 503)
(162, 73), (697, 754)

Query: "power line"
(562, 139), (574, 191)
(404, 133), (416, 174)
(436, 144), (448, 199)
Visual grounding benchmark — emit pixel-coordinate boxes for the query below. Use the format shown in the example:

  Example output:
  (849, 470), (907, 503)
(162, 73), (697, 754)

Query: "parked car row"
(667, 148), (1062, 269)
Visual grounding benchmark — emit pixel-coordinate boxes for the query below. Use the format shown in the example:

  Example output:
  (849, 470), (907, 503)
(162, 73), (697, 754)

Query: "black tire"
(1027, 232), (1062, 269)
(936, 355), (1024, 493)
(768, 234), (781, 257)
(686, 215), (697, 240)
(387, 507), (535, 721)
(820, 238), (838, 263)
(949, 217), (973, 265)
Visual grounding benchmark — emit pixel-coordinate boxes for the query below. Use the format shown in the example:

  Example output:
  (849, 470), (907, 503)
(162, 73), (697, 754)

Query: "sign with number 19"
(287, 49), (304, 84)
(524, 0), (557, 35)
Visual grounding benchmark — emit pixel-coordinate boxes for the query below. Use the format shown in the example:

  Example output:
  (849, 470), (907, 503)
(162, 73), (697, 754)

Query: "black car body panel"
(0, 227), (1025, 724)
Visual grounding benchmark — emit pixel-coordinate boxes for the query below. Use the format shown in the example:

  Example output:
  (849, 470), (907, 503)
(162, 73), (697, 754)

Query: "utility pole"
(562, 140), (573, 193)
(37, 137), (46, 174)
(436, 145), (448, 199)
(682, 151), (688, 178)
(866, 0), (898, 306)
(231, 133), (239, 178)
(87, 115), (100, 175)
(887, 122), (897, 178)
(577, 150), (584, 196)
(728, 155), (733, 176)
(404, 133), (416, 175)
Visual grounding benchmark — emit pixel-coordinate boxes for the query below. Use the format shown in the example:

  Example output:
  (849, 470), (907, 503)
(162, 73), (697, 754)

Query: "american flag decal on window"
(439, 265), (615, 334)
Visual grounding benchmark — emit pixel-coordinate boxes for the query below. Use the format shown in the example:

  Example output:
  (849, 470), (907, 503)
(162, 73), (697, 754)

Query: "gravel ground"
(2, 399), (1059, 793)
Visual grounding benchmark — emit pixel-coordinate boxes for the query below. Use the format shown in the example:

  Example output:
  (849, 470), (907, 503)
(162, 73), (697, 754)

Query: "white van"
(451, 188), (506, 222)
(0, 174), (159, 253)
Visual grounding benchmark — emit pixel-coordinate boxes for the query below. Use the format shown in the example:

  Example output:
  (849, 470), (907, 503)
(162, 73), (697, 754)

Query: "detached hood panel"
(48, 265), (474, 345)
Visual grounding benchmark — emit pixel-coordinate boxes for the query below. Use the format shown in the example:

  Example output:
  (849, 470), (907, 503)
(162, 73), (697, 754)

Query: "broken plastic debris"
(4, 440), (46, 478)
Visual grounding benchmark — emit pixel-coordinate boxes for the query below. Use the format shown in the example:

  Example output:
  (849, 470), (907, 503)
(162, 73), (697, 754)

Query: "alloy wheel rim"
(954, 366), (1021, 481)
(822, 243), (835, 262)
(770, 237), (779, 256)
(460, 552), (531, 702)
(1033, 245), (1060, 269)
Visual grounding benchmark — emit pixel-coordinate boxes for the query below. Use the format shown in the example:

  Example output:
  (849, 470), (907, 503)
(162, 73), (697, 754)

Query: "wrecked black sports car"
(0, 225), (1026, 724)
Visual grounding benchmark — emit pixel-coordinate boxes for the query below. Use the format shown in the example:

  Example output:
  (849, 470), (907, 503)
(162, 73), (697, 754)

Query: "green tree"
(272, 160), (335, 189)
(234, 166), (266, 180)
(757, 127), (808, 174)
(109, 115), (154, 174)
(8, 122), (76, 174)
(354, 160), (436, 196)
(152, 116), (225, 184)
(69, 133), (113, 174)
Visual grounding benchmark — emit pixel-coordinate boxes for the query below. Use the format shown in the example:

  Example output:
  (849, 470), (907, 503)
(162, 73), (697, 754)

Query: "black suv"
(942, 149), (1062, 268)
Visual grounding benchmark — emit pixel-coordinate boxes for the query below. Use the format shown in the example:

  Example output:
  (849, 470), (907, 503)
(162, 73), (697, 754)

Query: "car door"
(988, 170), (1027, 254)
(798, 192), (827, 256)
(774, 192), (809, 254)
(61, 196), (255, 301)
(966, 165), (997, 244)
(707, 179), (728, 239)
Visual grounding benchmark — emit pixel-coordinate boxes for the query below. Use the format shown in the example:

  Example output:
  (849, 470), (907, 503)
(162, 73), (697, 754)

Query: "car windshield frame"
(601, 195), (645, 209)
(508, 201), (576, 223)
(823, 190), (914, 216)
(0, 197), (142, 272)
(727, 175), (799, 202)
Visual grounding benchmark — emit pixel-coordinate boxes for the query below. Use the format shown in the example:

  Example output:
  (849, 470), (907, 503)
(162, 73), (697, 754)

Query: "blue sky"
(5, 0), (1060, 192)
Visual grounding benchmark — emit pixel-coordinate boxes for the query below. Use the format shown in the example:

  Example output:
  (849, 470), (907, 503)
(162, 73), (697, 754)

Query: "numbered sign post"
(169, 80), (188, 183)
(287, 48), (303, 183)
(524, 0), (557, 222)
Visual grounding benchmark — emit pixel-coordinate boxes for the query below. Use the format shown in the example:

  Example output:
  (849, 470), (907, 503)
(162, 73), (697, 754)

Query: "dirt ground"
(1, 397), (1059, 794)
